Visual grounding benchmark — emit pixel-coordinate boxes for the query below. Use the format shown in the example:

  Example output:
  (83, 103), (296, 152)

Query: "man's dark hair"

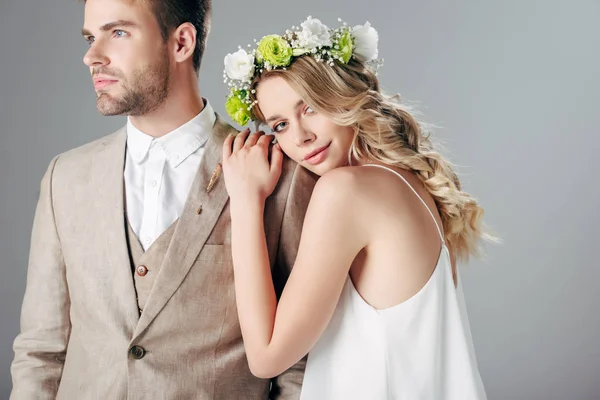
(151, 0), (212, 73)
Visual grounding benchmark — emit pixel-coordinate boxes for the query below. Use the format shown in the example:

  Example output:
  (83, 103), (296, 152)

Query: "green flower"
(257, 35), (293, 67)
(332, 30), (354, 63)
(292, 47), (309, 57)
(225, 89), (253, 126)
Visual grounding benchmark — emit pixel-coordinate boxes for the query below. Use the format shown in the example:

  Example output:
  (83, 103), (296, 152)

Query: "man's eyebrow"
(265, 99), (304, 123)
(82, 20), (138, 36)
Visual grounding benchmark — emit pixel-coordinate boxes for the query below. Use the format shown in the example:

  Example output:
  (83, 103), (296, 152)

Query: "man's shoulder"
(212, 115), (239, 139)
(275, 157), (318, 205)
(52, 128), (125, 169)
(283, 157), (317, 186)
(43, 128), (126, 186)
(58, 128), (124, 160)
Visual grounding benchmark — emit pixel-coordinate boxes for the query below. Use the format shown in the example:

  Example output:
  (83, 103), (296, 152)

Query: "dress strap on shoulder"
(363, 164), (445, 243)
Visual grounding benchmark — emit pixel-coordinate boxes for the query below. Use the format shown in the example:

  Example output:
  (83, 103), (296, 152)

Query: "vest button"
(136, 265), (149, 277)
(129, 345), (146, 360)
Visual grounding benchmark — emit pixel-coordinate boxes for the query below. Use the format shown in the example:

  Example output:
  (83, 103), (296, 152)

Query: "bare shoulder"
(306, 167), (374, 227)
(302, 166), (369, 248)
(311, 166), (365, 203)
(356, 164), (443, 233)
(315, 165), (440, 226)
(315, 165), (417, 204)
(359, 164), (432, 202)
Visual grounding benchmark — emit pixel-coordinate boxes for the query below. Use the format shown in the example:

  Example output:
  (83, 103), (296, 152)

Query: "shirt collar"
(126, 100), (216, 167)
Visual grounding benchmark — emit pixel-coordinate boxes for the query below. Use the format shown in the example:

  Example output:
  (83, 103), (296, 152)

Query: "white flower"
(297, 17), (332, 49)
(352, 22), (379, 62)
(224, 49), (255, 81)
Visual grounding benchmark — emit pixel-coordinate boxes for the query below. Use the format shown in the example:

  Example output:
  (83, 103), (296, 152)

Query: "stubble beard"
(96, 51), (170, 117)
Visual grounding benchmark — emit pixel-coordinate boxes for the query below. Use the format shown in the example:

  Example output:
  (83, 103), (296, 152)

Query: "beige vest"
(126, 220), (178, 313)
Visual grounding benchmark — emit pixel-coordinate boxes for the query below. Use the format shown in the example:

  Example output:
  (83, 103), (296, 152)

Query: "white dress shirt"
(124, 101), (216, 251)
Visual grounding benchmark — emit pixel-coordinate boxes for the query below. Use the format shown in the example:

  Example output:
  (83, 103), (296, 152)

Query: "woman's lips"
(303, 143), (331, 165)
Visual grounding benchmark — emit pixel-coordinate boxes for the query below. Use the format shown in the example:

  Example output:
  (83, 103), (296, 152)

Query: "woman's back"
(300, 164), (487, 400)
(344, 164), (449, 310)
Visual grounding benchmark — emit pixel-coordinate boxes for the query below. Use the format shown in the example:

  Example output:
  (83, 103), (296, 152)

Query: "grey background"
(1, 0), (599, 398)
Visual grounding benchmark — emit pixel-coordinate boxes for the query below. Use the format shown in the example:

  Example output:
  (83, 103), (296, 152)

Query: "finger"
(270, 143), (284, 175)
(233, 128), (250, 152)
(244, 131), (264, 148)
(257, 134), (272, 151)
(256, 134), (272, 160)
(222, 133), (234, 161)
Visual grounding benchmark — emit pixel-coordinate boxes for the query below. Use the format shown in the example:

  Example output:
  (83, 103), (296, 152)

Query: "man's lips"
(93, 76), (118, 90)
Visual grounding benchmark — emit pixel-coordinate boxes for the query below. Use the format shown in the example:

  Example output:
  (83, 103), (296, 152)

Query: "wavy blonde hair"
(251, 56), (493, 264)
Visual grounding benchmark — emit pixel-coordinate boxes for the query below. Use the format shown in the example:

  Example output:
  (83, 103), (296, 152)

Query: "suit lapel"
(91, 128), (140, 335)
(133, 116), (235, 338)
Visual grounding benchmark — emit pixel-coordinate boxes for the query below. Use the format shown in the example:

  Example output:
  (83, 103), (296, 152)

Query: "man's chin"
(97, 105), (126, 116)
(96, 94), (127, 116)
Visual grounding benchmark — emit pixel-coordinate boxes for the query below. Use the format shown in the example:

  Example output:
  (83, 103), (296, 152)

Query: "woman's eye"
(273, 121), (288, 133)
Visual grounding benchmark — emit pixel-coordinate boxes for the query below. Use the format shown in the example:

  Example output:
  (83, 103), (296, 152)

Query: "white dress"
(299, 164), (487, 400)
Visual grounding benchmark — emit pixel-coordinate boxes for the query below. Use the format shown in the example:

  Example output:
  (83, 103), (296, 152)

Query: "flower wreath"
(222, 16), (383, 125)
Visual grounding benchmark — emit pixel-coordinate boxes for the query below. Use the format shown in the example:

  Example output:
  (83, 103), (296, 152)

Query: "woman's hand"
(222, 128), (284, 205)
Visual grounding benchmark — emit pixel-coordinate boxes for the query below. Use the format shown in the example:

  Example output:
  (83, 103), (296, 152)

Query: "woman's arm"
(229, 163), (367, 378)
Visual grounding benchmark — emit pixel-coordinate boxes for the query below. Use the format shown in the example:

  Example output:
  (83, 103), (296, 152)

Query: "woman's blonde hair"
(251, 56), (493, 264)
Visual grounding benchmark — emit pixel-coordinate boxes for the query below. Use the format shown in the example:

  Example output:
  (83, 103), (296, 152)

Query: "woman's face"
(256, 76), (355, 176)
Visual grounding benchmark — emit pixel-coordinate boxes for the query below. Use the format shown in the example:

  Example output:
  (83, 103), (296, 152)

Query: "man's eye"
(86, 36), (95, 45)
(114, 30), (127, 38)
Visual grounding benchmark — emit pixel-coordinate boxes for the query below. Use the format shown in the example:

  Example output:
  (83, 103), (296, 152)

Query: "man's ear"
(172, 22), (197, 64)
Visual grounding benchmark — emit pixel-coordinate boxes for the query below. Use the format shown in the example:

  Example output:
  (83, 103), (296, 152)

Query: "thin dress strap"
(363, 164), (445, 243)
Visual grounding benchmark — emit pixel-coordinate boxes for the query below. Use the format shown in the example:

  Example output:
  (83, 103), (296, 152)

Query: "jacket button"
(136, 265), (149, 276)
(129, 345), (146, 360)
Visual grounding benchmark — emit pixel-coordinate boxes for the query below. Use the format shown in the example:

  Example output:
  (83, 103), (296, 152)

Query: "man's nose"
(83, 42), (109, 68)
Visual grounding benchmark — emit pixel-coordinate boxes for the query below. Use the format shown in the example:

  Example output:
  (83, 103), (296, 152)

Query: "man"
(10, 0), (316, 398)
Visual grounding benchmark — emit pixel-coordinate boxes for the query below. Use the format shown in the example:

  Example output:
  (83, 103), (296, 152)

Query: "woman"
(221, 16), (491, 399)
